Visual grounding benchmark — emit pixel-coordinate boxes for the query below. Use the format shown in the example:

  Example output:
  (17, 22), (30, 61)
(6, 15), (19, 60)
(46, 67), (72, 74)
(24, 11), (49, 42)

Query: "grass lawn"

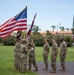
(35, 47), (74, 62)
(0, 46), (38, 75)
(0, 46), (74, 75)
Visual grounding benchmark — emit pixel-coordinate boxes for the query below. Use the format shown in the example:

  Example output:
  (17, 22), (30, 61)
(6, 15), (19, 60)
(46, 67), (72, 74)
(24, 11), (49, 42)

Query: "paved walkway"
(32, 62), (74, 75)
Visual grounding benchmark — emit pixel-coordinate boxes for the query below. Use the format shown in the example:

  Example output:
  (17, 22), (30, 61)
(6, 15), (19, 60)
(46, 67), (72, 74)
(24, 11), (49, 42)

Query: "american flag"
(27, 13), (37, 39)
(0, 6), (27, 39)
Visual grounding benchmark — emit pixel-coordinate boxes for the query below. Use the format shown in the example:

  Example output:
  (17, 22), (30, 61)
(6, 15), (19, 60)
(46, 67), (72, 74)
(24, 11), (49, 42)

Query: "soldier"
(59, 37), (67, 71)
(43, 38), (50, 70)
(28, 39), (38, 71)
(50, 38), (58, 73)
(14, 38), (21, 71)
(20, 39), (28, 73)
(14, 31), (22, 71)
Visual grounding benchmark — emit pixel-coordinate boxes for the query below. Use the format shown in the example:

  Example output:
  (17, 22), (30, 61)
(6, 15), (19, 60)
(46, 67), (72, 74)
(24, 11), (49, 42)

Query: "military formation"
(14, 31), (67, 73)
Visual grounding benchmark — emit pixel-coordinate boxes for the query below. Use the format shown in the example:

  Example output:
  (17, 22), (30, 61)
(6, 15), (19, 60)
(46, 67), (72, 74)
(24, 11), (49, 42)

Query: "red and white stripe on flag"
(0, 18), (27, 39)
(0, 7), (27, 39)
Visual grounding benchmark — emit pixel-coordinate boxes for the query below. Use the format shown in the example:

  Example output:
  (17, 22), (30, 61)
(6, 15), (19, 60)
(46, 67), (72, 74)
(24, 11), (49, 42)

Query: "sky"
(0, 0), (74, 31)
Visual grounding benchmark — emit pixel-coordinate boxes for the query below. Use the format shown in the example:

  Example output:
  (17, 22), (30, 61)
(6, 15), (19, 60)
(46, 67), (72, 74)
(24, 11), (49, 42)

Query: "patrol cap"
(60, 37), (64, 41)
(22, 39), (27, 44)
(29, 39), (33, 42)
(52, 37), (56, 40)
(16, 38), (21, 42)
(44, 38), (49, 42)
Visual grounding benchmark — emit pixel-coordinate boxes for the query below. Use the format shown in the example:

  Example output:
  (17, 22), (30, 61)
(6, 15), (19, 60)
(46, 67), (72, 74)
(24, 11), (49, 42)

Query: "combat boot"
(50, 70), (56, 73)
(33, 68), (38, 71)
(59, 67), (65, 71)
(43, 66), (48, 70)
(21, 71), (25, 73)
(28, 68), (31, 70)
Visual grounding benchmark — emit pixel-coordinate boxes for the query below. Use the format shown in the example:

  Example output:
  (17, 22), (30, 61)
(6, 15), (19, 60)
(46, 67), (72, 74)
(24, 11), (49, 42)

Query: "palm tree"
(51, 25), (56, 31)
(46, 30), (52, 36)
(66, 28), (69, 31)
(32, 25), (41, 34)
(71, 28), (74, 35)
(60, 26), (65, 31)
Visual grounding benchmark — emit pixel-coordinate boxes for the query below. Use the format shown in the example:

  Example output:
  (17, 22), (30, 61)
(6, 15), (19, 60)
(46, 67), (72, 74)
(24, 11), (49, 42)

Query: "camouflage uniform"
(28, 42), (38, 70)
(60, 41), (67, 69)
(43, 43), (50, 69)
(51, 42), (58, 71)
(14, 41), (21, 70)
(20, 40), (28, 73)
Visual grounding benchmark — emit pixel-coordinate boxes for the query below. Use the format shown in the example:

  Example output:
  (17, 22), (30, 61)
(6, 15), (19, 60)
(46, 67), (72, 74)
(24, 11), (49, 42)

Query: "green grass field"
(35, 47), (74, 62)
(0, 46), (38, 75)
(0, 46), (74, 75)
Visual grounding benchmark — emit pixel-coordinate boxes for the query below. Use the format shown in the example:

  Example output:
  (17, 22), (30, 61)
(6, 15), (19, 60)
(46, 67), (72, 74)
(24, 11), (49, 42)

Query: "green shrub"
(0, 37), (2, 43)
(30, 33), (44, 46)
(65, 36), (72, 47)
(2, 35), (16, 45)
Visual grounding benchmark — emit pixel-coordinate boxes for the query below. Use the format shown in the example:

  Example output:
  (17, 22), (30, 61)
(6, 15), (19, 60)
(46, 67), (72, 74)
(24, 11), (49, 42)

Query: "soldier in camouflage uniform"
(43, 38), (50, 70)
(28, 39), (38, 71)
(20, 39), (28, 73)
(59, 37), (67, 71)
(14, 38), (21, 71)
(50, 38), (58, 73)
(14, 31), (22, 71)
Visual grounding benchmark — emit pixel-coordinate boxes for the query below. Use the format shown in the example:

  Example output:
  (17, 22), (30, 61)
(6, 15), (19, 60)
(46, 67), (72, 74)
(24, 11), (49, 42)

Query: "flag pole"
(14, 6), (27, 39)
(24, 6), (27, 39)
(27, 13), (37, 39)
(16, 6), (27, 39)
(15, 6), (27, 18)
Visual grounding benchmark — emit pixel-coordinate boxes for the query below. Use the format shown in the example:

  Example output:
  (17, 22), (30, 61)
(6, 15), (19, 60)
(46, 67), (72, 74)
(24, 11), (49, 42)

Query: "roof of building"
(40, 30), (72, 35)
